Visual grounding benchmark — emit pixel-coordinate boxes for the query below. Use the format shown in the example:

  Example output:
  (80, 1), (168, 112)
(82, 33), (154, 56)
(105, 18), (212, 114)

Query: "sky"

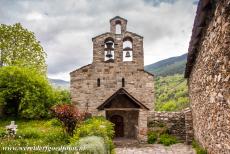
(0, 0), (198, 81)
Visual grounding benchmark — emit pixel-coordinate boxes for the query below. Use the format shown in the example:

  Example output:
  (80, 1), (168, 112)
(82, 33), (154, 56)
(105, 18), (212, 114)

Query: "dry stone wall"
(148, 108), (193, 143)
(188, 0), (230, 153)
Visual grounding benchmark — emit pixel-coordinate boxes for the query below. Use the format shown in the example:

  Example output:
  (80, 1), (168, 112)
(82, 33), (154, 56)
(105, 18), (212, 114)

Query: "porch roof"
(97, 88), (149, 110)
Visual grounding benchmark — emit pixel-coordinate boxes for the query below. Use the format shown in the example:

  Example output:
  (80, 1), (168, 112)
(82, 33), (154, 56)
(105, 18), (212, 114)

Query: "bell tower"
(110, 16), (127, 34)
(92, 16), (144, 70)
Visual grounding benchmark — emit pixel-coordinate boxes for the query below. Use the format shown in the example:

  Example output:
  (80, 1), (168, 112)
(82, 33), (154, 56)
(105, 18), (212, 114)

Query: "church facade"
(70, 16), (154, 142)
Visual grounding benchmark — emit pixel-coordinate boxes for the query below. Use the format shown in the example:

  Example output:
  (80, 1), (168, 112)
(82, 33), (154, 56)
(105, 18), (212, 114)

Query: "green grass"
(192, 140), (207, 154)
(0, 118), (70, 153)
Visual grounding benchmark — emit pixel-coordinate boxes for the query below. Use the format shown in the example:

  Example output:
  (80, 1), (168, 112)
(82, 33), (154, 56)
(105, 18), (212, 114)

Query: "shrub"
(147, 131), (157, 144)
(0, 66), (55, 118)
(52, 89), (71, 104)
(159, 134), (178, 146)
(73, 136), (107, 154)
(71, 116), (114, 152)
(192, 140), (207, 154)
(51, 104), (89, 136)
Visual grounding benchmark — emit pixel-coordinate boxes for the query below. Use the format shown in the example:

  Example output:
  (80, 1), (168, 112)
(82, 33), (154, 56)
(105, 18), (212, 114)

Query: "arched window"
(97, 78), (100, 87)
(123, 37), (133, 61)
(104, 37), (115, 62)
(122, 78), (125, 87)
(115, 20), (122, 34)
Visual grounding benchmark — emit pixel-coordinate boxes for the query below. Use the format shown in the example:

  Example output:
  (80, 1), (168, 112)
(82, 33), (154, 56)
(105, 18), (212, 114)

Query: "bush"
(192, 140), (207, 154)
(71, 116), (114, 152)
(52, 89), (71, 104)
(159, 134), (178, 146)
(51, 104), (89, 136)
(147, 131), (157, 144)
(73, 136), (107, 154)
(0, 66), (55, 119)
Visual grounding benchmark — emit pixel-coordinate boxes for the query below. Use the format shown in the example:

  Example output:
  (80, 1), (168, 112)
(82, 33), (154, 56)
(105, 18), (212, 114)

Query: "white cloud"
(0, 0), (197, 81)
(26, 12), (44, 21)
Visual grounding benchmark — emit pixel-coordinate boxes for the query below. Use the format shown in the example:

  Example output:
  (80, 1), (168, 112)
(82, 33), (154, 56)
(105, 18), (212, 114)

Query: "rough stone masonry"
(185, 0), (230, 153)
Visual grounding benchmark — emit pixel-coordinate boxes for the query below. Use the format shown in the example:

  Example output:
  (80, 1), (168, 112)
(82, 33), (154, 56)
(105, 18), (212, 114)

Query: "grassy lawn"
(0, 118), (70, 153)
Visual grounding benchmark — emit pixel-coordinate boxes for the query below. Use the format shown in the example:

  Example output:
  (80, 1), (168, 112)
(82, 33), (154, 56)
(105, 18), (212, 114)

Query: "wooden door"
(110, 115), (124, 137)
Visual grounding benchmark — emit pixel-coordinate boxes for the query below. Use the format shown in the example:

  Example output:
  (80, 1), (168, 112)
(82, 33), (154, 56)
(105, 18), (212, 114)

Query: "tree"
(0, 23), (46, 73)
(0, 66), (54, 118)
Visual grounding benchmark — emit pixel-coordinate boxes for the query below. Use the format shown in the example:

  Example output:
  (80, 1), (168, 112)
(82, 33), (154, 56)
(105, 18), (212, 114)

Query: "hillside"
(49, 78), (69, 89)
(154, 74), (189, 111)
(144, 53), (187, 76)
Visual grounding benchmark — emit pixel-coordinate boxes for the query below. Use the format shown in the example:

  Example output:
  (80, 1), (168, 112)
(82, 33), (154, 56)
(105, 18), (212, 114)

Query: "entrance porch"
(106, 109), (139, 139)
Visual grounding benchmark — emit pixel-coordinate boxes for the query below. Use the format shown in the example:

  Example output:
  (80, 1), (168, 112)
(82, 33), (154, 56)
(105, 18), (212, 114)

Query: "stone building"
(185, 0), (230, 153)
(70, 16), (154, 142)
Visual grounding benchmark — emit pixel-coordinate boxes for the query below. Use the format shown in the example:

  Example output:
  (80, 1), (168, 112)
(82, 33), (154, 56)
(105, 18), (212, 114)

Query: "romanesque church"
(70, 16), (154, 142)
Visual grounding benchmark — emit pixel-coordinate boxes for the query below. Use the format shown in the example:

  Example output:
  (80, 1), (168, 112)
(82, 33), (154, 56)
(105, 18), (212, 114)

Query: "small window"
(122, 78), (125, 87)
(97, 78), (100, 87)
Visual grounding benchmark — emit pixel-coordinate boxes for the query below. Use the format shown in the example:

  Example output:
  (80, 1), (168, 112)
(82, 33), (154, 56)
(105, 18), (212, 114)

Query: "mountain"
(49, 78), (69, 89)
(144, 53), (187, 76)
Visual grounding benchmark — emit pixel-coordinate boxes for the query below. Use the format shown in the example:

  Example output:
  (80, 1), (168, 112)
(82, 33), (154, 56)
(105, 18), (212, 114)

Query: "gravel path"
(115, 143), (196, 154)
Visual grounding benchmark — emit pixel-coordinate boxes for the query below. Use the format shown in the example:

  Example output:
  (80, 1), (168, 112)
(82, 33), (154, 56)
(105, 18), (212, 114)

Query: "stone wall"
(187, 0), (230, 153)
(148, 108), (193, 143)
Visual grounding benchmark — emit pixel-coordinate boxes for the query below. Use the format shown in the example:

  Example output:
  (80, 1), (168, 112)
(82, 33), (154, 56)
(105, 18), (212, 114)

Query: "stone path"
(115, 143), (196, 154)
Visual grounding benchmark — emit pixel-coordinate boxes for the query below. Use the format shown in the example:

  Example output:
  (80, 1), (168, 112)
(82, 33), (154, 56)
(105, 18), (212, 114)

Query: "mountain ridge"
(144, 53), (187, 76)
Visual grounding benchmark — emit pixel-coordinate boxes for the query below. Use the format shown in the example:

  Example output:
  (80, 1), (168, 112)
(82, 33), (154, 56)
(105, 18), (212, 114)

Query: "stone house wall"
(148, 108), (193, 143)
(185, 0), (230, 153)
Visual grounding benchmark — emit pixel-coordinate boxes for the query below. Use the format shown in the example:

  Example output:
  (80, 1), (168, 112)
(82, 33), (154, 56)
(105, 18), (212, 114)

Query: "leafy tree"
(0, 66), (54, 118)
(0, 23), (46, 73)
(53, 89), (71, 104)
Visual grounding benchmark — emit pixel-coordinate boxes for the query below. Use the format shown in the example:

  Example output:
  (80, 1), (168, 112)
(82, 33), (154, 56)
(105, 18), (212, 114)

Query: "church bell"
(106, 51), (113, 58)
(105, 41), (114, 58)
(125, 51), (131, 58)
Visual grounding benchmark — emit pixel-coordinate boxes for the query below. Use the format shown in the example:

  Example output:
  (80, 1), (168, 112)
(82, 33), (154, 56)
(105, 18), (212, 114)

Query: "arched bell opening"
(123, 37), (133, 61)
(104, 37), (115, 62)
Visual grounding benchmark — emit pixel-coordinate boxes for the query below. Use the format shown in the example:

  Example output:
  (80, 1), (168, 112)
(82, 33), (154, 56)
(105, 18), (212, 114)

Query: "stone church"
(70, 16), (154, 142)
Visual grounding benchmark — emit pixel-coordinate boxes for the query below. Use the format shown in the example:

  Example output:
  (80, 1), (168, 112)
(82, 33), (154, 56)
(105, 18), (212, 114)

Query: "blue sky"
(0, 0), (198, 81)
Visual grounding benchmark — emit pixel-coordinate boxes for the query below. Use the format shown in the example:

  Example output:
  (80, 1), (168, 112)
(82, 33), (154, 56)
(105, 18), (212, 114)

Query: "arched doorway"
(110, 115), (124, 137)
